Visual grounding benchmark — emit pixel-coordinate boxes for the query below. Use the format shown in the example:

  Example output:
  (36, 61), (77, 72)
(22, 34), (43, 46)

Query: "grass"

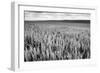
(24, 21), (90, 62)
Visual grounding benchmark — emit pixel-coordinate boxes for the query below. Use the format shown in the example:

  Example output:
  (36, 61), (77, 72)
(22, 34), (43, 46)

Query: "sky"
(24, 11), (90, 21)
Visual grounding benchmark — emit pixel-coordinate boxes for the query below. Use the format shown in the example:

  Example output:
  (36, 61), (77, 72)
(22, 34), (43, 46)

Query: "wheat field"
(24, 21), (90, 62)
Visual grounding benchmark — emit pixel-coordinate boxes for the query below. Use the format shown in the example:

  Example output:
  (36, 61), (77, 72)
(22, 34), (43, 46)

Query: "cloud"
(24, 11), (90, 21)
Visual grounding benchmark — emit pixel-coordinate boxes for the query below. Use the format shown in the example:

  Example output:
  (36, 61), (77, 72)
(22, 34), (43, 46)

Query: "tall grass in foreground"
(24, 23), (90, 62)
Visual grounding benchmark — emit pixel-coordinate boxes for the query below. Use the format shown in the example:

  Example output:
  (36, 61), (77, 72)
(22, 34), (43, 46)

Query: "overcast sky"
(24, 11), (90, 21)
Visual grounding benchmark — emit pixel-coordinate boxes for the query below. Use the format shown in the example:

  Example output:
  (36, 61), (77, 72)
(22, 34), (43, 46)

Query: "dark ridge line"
(24, 20), (90, 23)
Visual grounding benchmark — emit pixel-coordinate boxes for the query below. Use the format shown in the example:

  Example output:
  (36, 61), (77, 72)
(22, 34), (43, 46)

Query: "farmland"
(24, 20), (90, 62)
